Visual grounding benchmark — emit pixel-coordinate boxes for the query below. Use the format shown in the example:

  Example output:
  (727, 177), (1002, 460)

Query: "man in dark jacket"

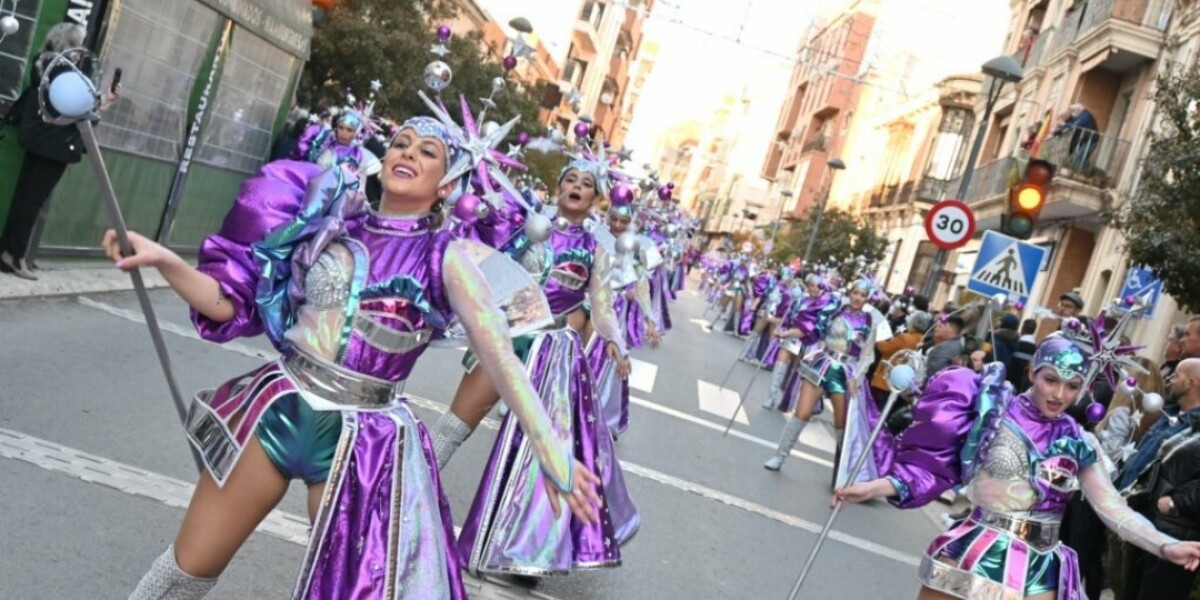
(987, 314), (1021, 383)
(1122, 357), (1200, 599)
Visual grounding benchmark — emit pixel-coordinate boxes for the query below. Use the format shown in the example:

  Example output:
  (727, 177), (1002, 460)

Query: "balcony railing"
(1049, 5), (1082, 56)
(1016, 26), (1054, 69)
(1035, 128), (1132, 188)
(947, 156), (1020, 204)
(800, 135), (828, 154)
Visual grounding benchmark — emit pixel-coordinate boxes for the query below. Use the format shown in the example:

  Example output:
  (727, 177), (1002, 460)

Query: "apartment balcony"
(1048, 0), (1167, 71)
(800, 135), (828, 154)
(1016, 26), (1054, 70)
(947, 129), (1131, 230)
(574, 1), (604, 55)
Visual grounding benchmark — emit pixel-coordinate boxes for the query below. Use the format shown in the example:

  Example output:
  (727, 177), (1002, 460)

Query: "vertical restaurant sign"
(179, 21), (231, 176)
(63, 0), (112, 49)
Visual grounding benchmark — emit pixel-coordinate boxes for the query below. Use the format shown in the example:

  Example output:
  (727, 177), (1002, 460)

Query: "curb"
(0, 267), (170, 300)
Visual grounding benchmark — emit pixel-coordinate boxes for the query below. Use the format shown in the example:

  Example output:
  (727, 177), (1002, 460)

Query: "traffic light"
(1002, 158), (1055, 240)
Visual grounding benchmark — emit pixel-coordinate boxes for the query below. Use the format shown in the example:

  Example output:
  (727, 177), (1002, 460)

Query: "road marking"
(77, 297), (274, 360)
(0, 428), (563, 600)
(73, 297), (923, 566)
(628, 396), (833, 466)
(697, 379), (748, 425)
(628, 358), (657, 394)
(688, 318), (712, 333)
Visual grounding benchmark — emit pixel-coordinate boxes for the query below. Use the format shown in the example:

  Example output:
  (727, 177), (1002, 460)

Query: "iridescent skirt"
(185, 359), (465, 599)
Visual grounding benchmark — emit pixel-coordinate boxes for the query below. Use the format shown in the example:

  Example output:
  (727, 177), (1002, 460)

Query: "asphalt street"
(0, 276), (944, 599)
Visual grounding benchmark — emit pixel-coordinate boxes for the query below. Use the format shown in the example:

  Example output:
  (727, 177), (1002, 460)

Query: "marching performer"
(114, 112), (587, 598)
(763, 275), (892, 483)
(587, 184), (660, 437)
(762, 273), (833, 411)
(295, 103), (380, 173)
(432, 132), (640, 578)
(835, 334), (1200, 600)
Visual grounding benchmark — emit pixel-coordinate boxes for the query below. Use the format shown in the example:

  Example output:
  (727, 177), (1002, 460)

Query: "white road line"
(0, 428), (563, 600)
(628, 358), (657, 394)
(687, 318), (712, 333)
(77, 297), (274, 361)
(75, 297), (922, 566)
(628, 396), (833, 466)
(697, 379), (748, 425)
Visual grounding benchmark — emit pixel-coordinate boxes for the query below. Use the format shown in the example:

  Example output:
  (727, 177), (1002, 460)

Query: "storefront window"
(0, 0), (43, 115)
(195, 27), (298, 174)
(94, 0), (221, 161)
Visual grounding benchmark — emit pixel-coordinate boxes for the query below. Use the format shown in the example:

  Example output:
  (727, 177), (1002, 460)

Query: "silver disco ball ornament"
(525, 213), (553, 243)
(554, 216), (570, 230)
(0, 15), (19, 36)
(616, 232), (640, 256)
(491, 77), (506, 93)
(423, 61), (453, 92)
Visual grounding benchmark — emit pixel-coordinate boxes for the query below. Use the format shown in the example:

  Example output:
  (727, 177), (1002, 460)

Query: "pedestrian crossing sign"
(1119, 266), (1163, 318)
(967, 231), (1047, 304)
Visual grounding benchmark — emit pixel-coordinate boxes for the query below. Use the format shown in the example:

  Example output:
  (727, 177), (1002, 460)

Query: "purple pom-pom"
(1085, 402), (1106, 423)
(611, 183), (634, 205)
(454, 194), (482, 223)
(437, 25), (452, 41)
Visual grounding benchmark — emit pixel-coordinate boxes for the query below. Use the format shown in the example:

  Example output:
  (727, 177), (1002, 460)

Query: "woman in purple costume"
(762, 277), (892, 484)
(836, 335), (1200, 600)
(295, 110), (378, 173)
(431, 155), (640, 578)
(109, 116), (589, 599)
(587, 189), (661, 438)
(761, 273), (828, 411)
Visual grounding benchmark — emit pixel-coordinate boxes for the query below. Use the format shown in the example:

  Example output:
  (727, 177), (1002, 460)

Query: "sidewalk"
(0, 258), (170, 301)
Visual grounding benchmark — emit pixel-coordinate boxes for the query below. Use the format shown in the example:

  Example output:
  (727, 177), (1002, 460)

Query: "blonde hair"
(42, 23), (87, 54)
(1097, 356), (1164, 433)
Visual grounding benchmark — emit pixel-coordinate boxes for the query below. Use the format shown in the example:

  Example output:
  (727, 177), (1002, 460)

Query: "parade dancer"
(835, 335), (1200, 600)
(763, 276), (891, 481)
(433, 133), (640, 577)
(739, 266), (782, 365)
(587, 184), (660, 437)
(762, 273), (833, 411)
(295, 99), (380, 174)
(116, 113), (591, 599)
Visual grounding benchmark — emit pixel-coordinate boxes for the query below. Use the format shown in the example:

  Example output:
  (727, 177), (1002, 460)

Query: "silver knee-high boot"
(129, 546), (217, 600)
(431, 410), (473, 469)
(762, 360), (790, 408)
(763, 416), (807, 471)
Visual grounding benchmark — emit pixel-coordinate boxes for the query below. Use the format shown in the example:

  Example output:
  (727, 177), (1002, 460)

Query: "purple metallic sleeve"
(190, 160), (323, 342)
(885, 367), (980, 508)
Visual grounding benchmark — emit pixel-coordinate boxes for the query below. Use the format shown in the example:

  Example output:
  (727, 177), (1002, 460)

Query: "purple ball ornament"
(1064, 317), (1081, 331)
(1123, 295), (1137, 308)
(516, 131), (530, 146)
(665, 182), (675, 190)
(1085, 402), (1106, 423)
(1123, 376), (1139, 394)
(1015, 300), (1026, 311)
(503, 55), (518, 71)
(454, 194), (482, 223)
(611, 183), (634, 206)
(904, 285), (915, 297)
(437, 25), (452, 41)
(573, 121), (591, 139)
(657, 186), (672, 201)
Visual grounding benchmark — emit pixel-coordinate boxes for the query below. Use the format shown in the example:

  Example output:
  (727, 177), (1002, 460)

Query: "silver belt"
(283, 350), (403, 408)
(971, 508), (1061, 551)
(353, 313), (432, 354)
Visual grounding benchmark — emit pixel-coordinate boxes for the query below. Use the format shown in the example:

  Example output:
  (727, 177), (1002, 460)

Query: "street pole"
(919, 56), (1023, 300)
(771, 189), (793, 245)
(802, 157), (845, 268)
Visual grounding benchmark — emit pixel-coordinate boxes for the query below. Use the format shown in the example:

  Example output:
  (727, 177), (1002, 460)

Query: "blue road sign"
(1120, 266), (1163, 318)
(967, 231), (1048, 304)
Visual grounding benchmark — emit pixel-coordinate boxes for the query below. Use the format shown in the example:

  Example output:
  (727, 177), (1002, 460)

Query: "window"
(92, 0), (221, 161)
(195, 27), (299, 173)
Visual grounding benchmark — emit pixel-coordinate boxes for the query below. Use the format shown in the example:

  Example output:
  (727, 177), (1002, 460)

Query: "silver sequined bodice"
(981, 426), (1029, 480)
(304, 249), (353, 309)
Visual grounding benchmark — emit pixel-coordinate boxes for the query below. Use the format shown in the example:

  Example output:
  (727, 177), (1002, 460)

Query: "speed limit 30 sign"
(924, 199), (976, 250)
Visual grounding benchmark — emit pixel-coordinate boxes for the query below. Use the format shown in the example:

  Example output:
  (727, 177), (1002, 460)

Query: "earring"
(431, 199), (445, 213)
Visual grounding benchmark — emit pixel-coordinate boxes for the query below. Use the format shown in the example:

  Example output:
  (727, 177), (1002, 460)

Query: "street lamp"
(920, 55), (1023, 298)
(802, 157), (846, 267)
(771, 189), (794, 243)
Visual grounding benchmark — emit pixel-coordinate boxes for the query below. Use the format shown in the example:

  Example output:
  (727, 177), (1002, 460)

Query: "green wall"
(39, 151), (175, 248)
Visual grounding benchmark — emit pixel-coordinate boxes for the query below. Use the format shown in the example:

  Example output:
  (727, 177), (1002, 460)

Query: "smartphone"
(111, 67), (123, 94)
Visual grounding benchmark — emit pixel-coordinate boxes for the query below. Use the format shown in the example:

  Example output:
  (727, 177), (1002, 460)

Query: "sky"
(477, 0), (1012, 174)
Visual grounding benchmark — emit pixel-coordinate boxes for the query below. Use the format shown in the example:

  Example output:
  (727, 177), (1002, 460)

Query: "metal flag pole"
(42, 50), (200, 471)
(785, 389), (901, 598)
(721, 336), (768, 436)
(715, 332), (759, 391)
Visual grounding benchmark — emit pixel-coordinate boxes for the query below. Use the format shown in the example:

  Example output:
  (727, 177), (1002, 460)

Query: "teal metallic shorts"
(255, 394), (342, 485)
(799, 354), (848, 396)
